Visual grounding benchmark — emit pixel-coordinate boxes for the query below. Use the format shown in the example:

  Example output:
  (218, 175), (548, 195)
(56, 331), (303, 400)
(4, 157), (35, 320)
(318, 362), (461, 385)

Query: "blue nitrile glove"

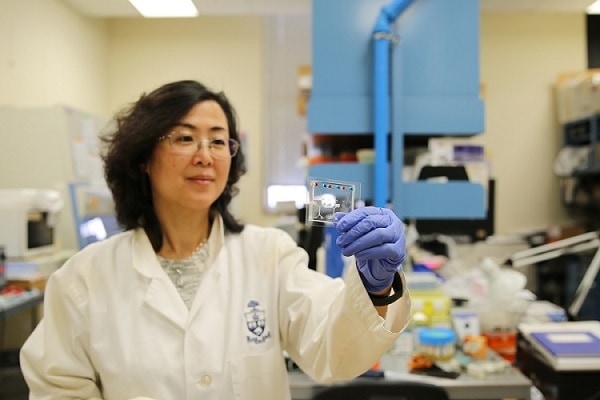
(335, 207), (405, 293)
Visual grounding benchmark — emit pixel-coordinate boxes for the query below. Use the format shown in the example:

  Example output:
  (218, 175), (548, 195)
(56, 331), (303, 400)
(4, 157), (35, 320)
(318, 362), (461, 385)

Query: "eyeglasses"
(158, 131), (240, 158)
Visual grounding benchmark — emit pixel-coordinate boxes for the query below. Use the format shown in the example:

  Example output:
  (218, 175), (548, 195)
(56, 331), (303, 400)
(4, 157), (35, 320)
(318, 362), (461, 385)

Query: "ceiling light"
(587, 0), (600, 14)
(128, 0), (198, 18)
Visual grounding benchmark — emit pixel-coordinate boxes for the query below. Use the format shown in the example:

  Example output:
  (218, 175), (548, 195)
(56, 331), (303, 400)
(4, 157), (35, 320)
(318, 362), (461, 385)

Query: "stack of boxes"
(556, 69), (600, 124)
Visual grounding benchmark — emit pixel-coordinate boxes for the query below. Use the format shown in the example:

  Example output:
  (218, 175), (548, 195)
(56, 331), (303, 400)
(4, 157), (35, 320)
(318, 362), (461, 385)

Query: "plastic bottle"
(479, 257), (527, 362)
(479, 257), (526, 306)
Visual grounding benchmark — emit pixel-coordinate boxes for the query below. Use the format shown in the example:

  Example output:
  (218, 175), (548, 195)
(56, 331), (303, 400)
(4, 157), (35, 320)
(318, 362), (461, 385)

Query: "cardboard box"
(556, 69), (600, 123)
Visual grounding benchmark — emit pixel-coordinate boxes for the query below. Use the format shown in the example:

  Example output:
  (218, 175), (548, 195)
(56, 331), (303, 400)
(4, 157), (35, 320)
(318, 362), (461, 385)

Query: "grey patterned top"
(157, 244), (209, 309)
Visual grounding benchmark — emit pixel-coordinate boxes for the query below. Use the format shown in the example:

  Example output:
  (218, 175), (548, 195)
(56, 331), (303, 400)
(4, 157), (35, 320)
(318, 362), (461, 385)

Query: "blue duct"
(372, 0), (415, 207)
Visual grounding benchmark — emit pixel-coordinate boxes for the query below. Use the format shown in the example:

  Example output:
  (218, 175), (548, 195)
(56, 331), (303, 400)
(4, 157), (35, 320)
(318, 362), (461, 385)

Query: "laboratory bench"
(517, 329), (600, 400)
(0, 289), (44, 398)
(289, 351), (533, 400)
(0, 289), (43, 328)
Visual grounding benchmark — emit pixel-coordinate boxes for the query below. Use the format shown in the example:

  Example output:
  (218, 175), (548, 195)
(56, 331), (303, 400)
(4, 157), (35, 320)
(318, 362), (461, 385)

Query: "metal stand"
(507, 231), (600, 319)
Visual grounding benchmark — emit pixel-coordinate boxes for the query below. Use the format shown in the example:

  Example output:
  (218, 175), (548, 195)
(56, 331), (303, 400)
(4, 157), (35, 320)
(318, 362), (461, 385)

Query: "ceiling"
(59, 0), (597, 18)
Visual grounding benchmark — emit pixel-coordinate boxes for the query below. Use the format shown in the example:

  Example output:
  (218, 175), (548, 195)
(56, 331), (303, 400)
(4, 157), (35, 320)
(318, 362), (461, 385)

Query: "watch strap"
(368, 272), (404, 306)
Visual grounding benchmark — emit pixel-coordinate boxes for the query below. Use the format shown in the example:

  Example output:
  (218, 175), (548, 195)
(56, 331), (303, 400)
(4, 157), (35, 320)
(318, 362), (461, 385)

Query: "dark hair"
(101, 80), (246, 251)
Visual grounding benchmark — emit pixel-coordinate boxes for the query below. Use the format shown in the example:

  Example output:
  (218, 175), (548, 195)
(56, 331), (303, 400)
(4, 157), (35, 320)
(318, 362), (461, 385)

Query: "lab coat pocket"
(230, 346), (290, 400)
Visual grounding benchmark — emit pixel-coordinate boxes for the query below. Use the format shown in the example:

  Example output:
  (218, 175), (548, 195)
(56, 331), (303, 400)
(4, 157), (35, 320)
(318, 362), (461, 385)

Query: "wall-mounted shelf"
(309, 162), (485, 218)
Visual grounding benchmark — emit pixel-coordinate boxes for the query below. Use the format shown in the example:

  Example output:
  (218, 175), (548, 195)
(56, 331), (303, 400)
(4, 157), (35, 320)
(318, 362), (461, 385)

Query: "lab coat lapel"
(188, 216), (225, 317)
(131, 229), (188, 330)
(188, 267), (220, 317)
(144, 277), (188, 329)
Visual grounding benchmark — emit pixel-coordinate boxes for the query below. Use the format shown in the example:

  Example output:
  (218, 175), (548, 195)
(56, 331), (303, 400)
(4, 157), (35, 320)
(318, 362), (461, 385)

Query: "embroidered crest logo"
(245, 300), (271, 344)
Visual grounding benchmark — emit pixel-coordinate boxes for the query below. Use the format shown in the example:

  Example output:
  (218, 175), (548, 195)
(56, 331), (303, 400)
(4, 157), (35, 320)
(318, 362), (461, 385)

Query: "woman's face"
(145, 100), (232, 216)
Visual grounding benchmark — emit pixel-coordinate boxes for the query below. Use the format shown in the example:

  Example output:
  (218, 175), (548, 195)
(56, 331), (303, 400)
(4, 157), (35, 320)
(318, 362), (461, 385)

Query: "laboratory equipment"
(306, 178), (360, 225)
(69, 182), (122, 249)
(508, 231), (600, 320)
(0, 189), (64, 259)
(416, 328), (457, 361)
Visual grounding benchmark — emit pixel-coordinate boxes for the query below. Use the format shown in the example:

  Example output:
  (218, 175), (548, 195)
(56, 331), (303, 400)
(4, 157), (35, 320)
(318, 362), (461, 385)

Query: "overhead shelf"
(309, 163), (486, 219)
(308, 0), (485, 220)
(308, 95), (484, 135)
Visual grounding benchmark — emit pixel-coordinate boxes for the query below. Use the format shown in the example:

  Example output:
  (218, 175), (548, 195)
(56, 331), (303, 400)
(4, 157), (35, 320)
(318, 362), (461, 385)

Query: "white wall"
(480, 12), (587, 234)
(0, 0), (109, 115)
(104, 16), (267, 226)
(0, 0), (591, 237)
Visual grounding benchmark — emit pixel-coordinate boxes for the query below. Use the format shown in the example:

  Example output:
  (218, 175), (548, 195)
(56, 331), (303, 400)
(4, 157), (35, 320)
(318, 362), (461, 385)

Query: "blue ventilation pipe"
(372, 0), (415, 207)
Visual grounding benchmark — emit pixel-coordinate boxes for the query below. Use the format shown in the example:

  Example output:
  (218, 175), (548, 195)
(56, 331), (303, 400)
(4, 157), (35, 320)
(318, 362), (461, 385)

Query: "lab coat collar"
(130, 215), (226, 329)
(130, 215), (225, 278)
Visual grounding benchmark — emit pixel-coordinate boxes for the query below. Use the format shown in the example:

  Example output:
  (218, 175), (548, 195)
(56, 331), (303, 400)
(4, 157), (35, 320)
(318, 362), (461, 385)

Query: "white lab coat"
(20, 216), (411, 400)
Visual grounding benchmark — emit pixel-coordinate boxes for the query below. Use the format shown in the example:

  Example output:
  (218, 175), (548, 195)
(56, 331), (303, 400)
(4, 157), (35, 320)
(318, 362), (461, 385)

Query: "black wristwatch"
(368, 273), (404, 306)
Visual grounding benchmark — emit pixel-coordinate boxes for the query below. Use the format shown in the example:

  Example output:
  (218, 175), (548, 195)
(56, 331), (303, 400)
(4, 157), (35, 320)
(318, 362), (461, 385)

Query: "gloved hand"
(335, 207), (405, 293)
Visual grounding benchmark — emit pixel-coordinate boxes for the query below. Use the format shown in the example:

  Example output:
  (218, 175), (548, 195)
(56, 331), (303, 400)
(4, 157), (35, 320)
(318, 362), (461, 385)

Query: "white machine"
(0, 189), (64, 259)
(0, 105), (109, 253)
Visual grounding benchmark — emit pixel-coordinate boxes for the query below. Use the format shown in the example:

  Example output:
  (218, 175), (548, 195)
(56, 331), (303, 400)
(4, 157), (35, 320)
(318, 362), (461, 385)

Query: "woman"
(20, 80), (411, 400)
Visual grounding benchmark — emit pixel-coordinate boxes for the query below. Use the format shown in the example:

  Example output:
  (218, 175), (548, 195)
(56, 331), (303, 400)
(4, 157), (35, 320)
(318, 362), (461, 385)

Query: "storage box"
(556, 69), (600, 124)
